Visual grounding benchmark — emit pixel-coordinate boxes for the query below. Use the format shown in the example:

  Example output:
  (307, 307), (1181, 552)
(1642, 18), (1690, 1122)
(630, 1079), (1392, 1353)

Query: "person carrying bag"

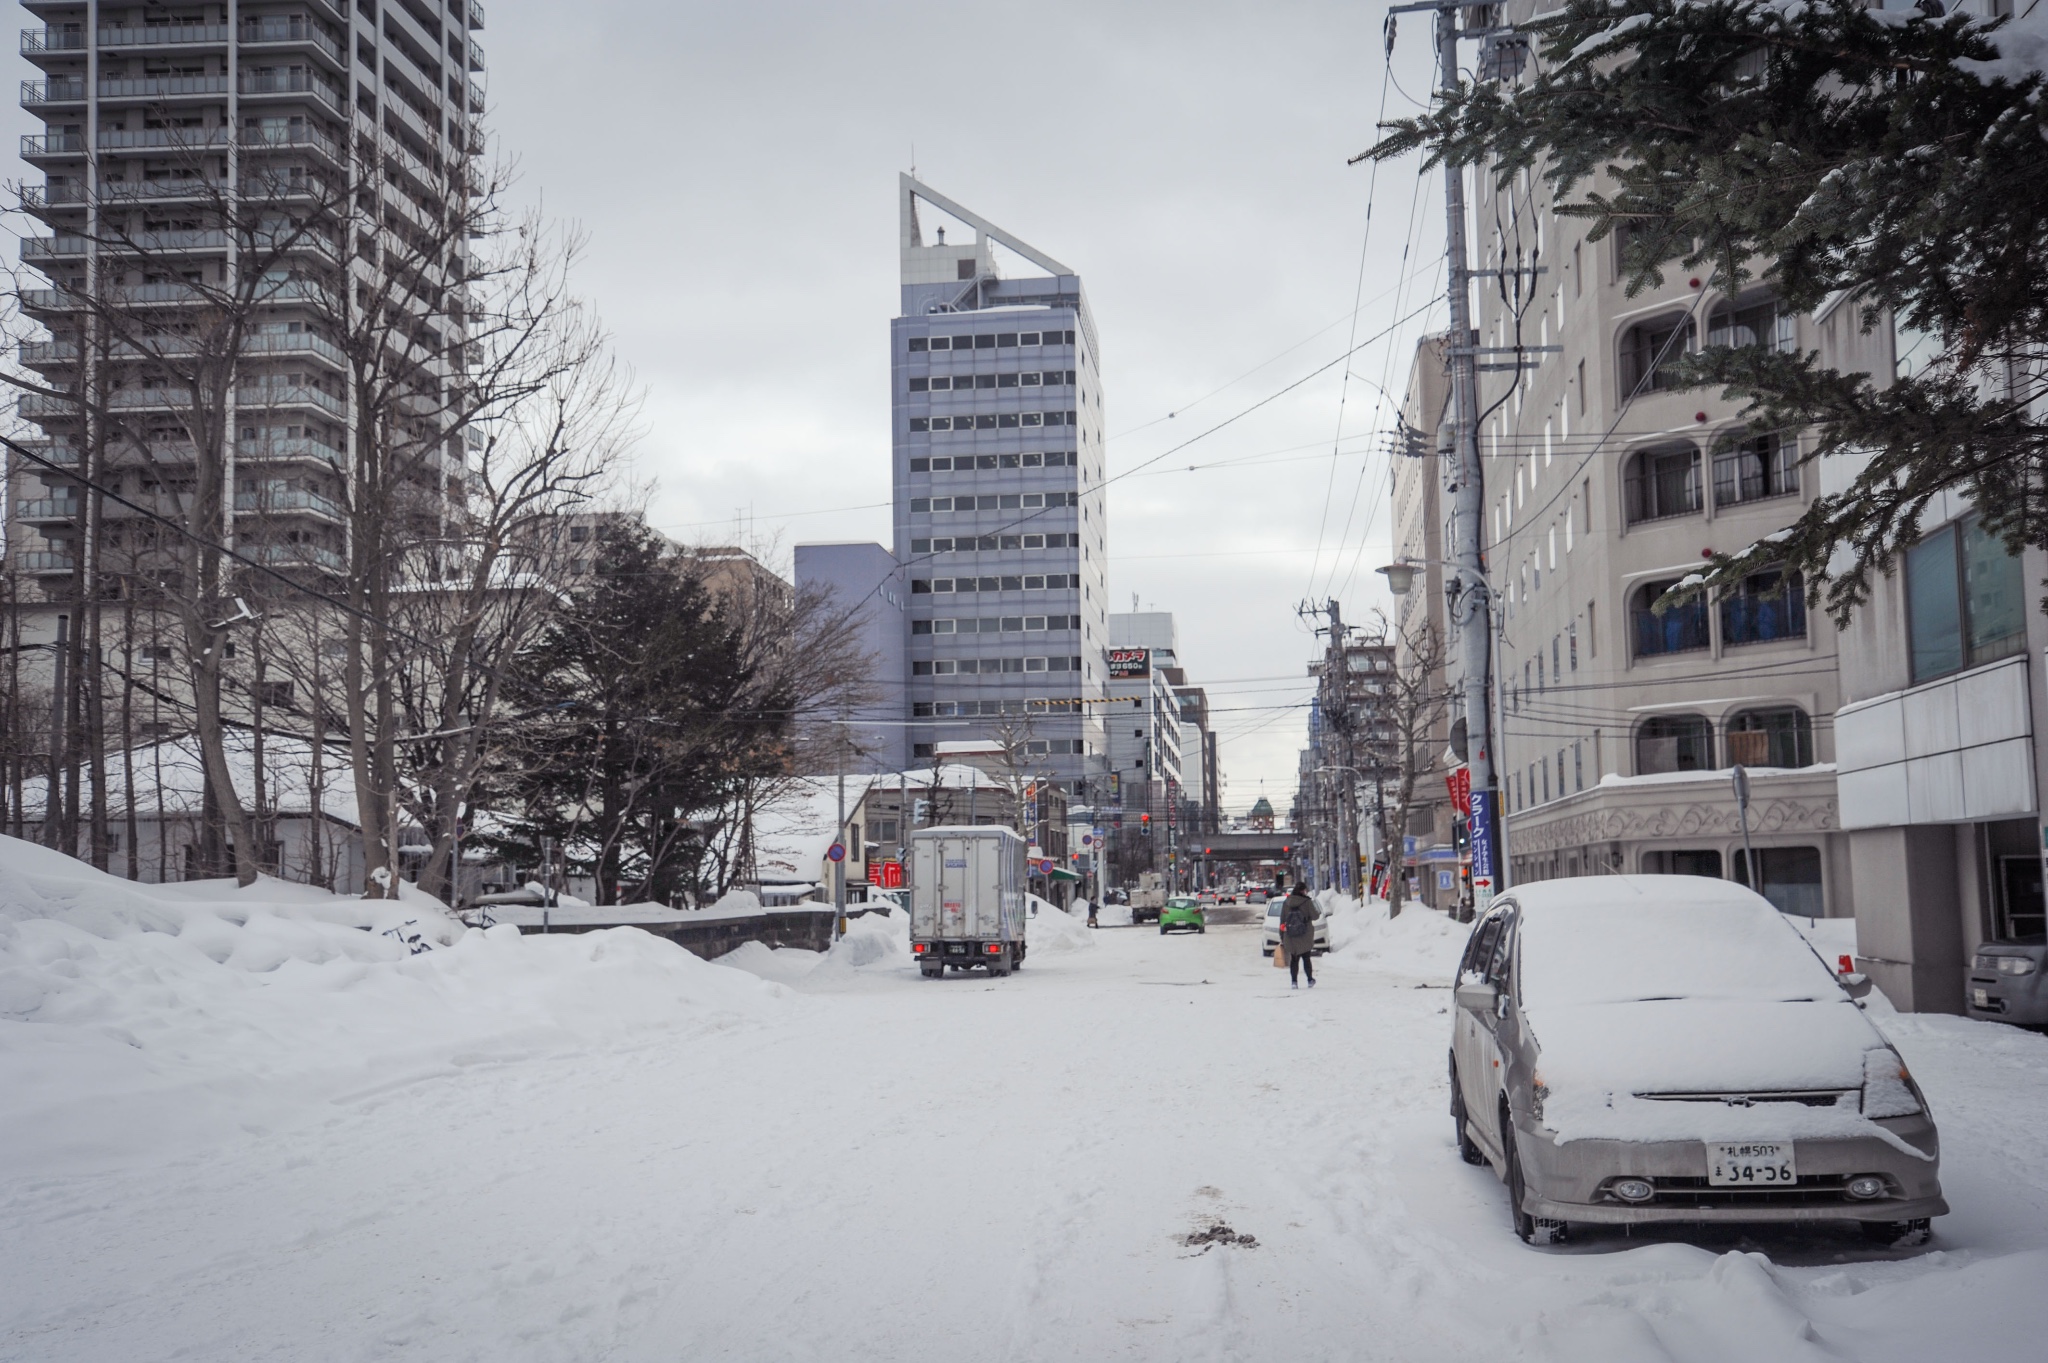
(1278, 885), (1318, 989)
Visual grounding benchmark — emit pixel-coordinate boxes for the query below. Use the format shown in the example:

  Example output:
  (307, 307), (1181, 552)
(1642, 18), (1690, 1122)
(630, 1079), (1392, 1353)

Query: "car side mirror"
(1838, 972), (1873, 1000)
(1454, 980), (1498, 1013)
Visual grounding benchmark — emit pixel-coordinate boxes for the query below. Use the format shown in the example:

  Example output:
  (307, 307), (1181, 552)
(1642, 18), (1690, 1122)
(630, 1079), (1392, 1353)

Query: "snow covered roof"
(16, 731), (362, 827)
(749, 776), (874, 884)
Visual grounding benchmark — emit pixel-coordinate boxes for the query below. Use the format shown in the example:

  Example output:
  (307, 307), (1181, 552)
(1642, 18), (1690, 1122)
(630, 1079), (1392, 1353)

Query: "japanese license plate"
(1707, 1141), (1795, 1187)
(1973, 988), (1992, 1008)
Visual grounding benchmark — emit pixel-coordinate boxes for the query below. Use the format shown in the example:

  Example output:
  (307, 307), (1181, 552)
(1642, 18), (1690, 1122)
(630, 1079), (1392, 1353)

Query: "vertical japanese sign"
(1468, 787), (1497, 913)
(1445, 765), (1471, 817)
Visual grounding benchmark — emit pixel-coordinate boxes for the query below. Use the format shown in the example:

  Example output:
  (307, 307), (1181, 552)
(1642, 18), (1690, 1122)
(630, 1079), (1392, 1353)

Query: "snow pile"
(818, 907), (908, 970)
(0, 835), (786, 1167)
(1025, 898), (1096, 954)
(1094, 898), (1134, 927)
(1325, 894), (1468, 978)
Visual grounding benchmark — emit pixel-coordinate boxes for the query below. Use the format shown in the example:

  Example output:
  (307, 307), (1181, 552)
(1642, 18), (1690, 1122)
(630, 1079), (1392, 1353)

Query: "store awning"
(1048, 867), (1083, 882)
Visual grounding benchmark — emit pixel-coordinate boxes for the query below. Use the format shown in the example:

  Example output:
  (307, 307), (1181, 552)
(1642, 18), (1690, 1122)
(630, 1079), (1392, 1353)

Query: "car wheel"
(1159, 923), (1168, 935)
(1449, 1057), (1485, 1166)
(1860, 1218), (1932, 1248)
(1198, 924), (1206, 934)
(1501, 1098), (1566, 1245)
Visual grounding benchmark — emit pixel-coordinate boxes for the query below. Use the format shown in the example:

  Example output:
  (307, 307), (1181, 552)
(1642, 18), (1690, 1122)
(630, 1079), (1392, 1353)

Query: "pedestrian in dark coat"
(1280, 885), (1318, 988)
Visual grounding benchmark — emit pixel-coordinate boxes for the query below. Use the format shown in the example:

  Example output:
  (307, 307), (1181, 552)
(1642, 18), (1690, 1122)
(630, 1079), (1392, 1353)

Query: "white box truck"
(1129, 870), (1167, 923)
(911, 826), (1027, 978)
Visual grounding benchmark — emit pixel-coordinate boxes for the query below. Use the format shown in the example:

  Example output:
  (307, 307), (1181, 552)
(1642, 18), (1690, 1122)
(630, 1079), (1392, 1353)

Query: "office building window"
(1906, 516), (2026, 683)
(1712, 429), (1798, 507)
(1624, 444), (1702, 523)
(1706, 293), (1796, 353)
(1730, 846), (1824, 916)
(1619, 313), (1692, 394)
(1636, 713), (1714, 774)
(1643, 848), (1724, 878)
(1631, 579), (1710, 657)
(1726, 707), (1814, 769)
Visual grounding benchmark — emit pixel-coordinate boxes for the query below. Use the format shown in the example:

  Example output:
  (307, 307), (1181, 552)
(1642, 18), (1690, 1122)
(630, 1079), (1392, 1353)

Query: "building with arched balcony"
(1446, 71), (1850, 919)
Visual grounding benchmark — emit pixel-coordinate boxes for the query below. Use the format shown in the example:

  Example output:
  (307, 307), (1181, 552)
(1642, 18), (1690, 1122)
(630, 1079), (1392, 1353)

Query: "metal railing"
(18, 550), (77, 573)
(251, 542), (344, 571)
(98, 75), (230, 99)
(234, 487), (344, 518)
(21, 28), (88, 55)
(97, 24), (230, 47)
(239, 17), (346, 63)
(21, 77), (85, 104)
(98, 128), (232, 152)
(14, 498), (80, 521)
(239, 69), (346, 115)
(22, 132), (85, 156)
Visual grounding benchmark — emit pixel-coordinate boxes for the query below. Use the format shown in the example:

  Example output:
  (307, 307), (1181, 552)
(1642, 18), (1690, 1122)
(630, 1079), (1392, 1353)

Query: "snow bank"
(0, 835), (786, 1168)
(1026, 899), (1096, 954)
(1095, 899), (1134, 927)
(1326, 895), (1468, 978)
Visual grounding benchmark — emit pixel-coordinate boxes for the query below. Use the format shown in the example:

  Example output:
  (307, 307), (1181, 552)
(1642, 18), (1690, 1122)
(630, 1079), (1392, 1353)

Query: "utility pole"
(1301, 597), (1361, 898)
(1381, 0), (1504, 912)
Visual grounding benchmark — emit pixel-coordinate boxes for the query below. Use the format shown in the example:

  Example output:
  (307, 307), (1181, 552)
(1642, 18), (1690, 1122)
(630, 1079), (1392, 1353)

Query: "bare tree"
(1380, 616), (1452, 919)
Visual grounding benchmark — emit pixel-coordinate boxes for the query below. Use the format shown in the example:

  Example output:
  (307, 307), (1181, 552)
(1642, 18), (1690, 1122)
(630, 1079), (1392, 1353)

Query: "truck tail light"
(984, 943), (1003, 955)
(912, 942), (927, 955)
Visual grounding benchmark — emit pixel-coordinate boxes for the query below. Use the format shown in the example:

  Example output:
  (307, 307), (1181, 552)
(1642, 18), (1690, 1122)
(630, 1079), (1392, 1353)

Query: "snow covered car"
(1261, 898), (1328, 956)
(1450, 876), (1947, 1247)
(1965, 938), (2048, 1025)
(1159, 896), (1206, 935)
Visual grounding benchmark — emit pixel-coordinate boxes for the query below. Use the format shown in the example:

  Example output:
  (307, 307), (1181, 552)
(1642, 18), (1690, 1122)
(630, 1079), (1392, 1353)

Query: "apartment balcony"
(21, 76), (84, 108)
(235, 487), (343, 521)
(23, 228), (238, 262)
(98, 75), (230, 102)
(251, 542), (344, 572)
(466, 79), (485, 114)
(22, 131), (85, 160)
(238, 125), (343, 165)
(95, 23), (231, 49)
(469, 0), (486, 30)
(239, 69), (346, 116)
(10, 439), (78, 465)
(468, 40), (485, 72)
(17, 549), (76, 575)
(238, 384), (347, 419)
(98, 127), (232, 153)
(384, 95), (445, 151)
(239, 17), (346, 67)
(15, 497), (80, 523)
(234, 436), (344, 464)
(20, 330), (345, 372)
(20, 27), (87, 59)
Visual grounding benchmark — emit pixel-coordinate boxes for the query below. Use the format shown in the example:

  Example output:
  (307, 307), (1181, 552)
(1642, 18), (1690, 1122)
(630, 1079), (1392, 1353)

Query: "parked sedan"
(1450, 876), (1946, 1247)
(1160, 896), (1206, 935)
(1965, 939), (2048, 1025)
(1262, 898), (1329, 956)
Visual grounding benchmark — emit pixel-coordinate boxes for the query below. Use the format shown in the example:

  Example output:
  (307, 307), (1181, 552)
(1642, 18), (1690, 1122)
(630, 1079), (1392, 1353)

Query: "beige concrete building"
(1468, 43), (1850, 914)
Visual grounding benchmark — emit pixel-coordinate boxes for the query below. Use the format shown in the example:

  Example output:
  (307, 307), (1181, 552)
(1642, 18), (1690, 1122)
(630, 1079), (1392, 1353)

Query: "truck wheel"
(920, 963), (943, 979)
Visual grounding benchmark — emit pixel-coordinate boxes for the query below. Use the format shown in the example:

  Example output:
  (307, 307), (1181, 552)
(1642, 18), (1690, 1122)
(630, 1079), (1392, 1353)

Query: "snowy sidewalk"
(5, 875), (2048, 1360)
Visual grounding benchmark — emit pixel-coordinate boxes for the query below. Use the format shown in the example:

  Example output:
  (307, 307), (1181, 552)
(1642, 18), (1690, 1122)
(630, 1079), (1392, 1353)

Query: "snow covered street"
(6, 859), (2048, 1362)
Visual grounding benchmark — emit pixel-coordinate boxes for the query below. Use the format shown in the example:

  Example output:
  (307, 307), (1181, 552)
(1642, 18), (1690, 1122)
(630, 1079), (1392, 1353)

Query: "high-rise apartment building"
(892, 176), (1107, 796)
(9, 0), (481, 594)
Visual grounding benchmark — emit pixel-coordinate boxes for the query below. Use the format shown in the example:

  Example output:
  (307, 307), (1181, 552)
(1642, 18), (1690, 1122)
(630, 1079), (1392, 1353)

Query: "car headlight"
(1997, 956), (2037, 977)
(1862, 1048), (1923, 1118)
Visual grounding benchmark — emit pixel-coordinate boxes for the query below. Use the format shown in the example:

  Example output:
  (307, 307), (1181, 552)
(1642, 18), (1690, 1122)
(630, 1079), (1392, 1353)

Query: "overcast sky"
(472, 0), (1453, 814)
(0, 2), (1452, 813)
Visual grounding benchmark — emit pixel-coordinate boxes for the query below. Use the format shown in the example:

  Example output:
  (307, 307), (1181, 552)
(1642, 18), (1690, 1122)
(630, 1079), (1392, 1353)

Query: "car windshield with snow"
(1449, 876), (1946, 1246)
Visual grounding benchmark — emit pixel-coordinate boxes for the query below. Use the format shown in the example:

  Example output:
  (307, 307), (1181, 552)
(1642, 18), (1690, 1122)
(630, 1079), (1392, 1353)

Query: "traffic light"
(1140, 812), (1150, 824)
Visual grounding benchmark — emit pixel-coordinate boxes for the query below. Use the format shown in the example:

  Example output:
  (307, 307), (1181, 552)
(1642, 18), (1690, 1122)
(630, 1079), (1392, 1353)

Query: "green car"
(1159, 896), (1206, 935)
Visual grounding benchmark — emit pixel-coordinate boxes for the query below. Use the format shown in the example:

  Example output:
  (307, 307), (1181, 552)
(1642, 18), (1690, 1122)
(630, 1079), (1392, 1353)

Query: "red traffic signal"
(1140, 813), (1150, 823)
